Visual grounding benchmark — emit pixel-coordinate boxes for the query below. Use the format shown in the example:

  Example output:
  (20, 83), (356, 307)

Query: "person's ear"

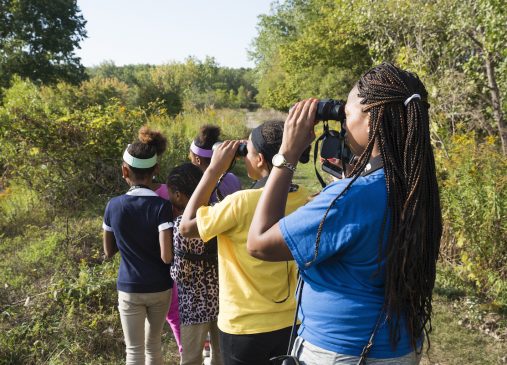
(121, 164), (129, 179)
(257, 152), (267, 170)
(153, 164), (160, 176)
(195, 156), (201, 166)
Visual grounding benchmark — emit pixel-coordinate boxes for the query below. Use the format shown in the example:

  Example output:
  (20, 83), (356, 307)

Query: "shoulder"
(210, 188), (260, 217)
(225, 172), (241, 183)
(307, 171), (386, 214)
(323, 170), (385, 195)
(222, 172), (242, 191)
(224, 188), (260, 203)
(106, 194), (124, 208)
(232, 188), (262, 205)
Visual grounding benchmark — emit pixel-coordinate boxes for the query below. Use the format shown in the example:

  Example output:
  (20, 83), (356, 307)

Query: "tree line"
(251, 0), (507, 154)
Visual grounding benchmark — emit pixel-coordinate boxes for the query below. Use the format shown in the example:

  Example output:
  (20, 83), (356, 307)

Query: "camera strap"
(213, 178), (225, 202)
(360, 155), (383, 177)
(313, 121), (348, 188)
(313, 132), (328, 188)
(313, 121), (338, 188)
(212, 158), (238, 202)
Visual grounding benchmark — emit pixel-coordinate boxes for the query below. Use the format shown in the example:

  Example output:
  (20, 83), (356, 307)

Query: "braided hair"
(352, 62), (442, 351)
(166, 163), (203, 198)
(307, 63), (441, 352)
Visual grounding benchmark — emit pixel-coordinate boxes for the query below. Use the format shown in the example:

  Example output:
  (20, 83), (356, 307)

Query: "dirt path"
(245, 109), (288, 129)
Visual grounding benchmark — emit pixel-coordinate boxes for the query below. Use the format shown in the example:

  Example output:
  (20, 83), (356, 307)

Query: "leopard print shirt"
(170, 216), (219, 326)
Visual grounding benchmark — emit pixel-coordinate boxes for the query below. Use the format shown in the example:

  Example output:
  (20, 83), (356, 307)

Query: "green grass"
(420, 294), (507, 364)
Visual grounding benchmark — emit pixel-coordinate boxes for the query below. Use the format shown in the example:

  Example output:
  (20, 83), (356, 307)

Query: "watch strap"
(282, 160), (297, 172)
(273, 153), (297, 172)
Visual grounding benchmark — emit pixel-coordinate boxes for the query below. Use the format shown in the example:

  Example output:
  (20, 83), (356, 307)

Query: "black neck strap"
(360, 155), (383, 177)
(250, 176), (269, 189)
(313, 131), (329, 188)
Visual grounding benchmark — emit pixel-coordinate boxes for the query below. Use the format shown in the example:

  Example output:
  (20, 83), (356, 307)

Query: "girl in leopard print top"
(166, 163), (224, 365)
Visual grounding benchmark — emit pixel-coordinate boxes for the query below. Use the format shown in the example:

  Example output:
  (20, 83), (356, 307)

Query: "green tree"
(0, 0), (87, 88)
(353, 0), (507, 153)
(447, 0), (507, 154)
(250, 0), (371, 109)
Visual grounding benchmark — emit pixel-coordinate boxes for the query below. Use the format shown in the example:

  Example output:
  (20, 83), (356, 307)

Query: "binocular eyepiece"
(212, 142), (248, 157)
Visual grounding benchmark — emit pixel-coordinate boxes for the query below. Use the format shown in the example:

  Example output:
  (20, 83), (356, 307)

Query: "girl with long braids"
(247, 63), (442, 364)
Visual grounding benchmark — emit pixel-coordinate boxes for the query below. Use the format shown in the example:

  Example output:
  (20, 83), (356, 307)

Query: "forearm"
(159, 229), (173, 264)
(180, 167), (222, 237)
(249, 98), (317, 259)
(103, 231), (118, 258)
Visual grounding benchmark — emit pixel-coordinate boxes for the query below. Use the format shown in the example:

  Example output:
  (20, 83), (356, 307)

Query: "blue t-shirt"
(103, 187), (174, 293)
(280, 169), (412, 358)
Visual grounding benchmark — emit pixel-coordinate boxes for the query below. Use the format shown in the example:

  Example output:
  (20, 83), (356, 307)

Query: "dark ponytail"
(126, 126), (167, 178)
(191, 125), (221, 164)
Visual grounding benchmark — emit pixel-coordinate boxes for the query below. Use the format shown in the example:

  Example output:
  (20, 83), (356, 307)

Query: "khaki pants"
(118, 289), (172, 365)
(180, 320), (222, 365)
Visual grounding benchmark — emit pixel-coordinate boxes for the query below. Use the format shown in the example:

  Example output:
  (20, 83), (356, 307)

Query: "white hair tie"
(404, 94), (421, 106)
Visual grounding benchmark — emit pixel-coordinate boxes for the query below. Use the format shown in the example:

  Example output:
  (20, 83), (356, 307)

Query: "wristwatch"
(272, 153), (297, 172)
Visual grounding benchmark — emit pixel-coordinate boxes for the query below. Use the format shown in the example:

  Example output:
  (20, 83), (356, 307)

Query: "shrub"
(0, 79), (145, 209)
(146, 108), (249, 179)
(436, 133), (507, 305)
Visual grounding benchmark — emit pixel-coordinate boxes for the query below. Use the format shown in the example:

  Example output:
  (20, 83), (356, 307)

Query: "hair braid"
(352, 62), (442, 351)
(166, 163), (203, 198)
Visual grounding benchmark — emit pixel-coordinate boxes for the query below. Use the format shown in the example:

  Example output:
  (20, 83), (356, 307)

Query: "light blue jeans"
(291, 337), (421, 365)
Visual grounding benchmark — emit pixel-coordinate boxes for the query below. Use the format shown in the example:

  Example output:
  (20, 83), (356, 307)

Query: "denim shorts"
(291, 337), (421, 365)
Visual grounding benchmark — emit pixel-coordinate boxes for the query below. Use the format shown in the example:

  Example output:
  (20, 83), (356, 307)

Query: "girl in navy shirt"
(103, 129), (174, 365)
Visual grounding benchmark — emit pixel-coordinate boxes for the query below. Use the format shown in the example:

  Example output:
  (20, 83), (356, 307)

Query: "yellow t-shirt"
(196, 185), (308, 335)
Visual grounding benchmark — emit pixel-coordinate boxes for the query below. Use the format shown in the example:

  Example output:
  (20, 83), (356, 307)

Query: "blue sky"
(75, 0), (274, 68)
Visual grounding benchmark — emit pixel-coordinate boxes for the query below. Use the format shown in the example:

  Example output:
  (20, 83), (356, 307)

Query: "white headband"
(123, 145), (157, 169)
(404, 94), (421, 106)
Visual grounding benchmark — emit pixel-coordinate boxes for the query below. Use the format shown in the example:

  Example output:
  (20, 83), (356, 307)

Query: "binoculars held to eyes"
(315, 99), (346, 122)
(212, 142), (248, 157)
(312, 99), (354, 182)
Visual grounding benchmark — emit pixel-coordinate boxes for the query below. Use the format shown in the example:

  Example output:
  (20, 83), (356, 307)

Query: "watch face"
(272, 154), (284, 167)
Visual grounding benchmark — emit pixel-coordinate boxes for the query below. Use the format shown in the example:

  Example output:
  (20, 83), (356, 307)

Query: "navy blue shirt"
(280, 169), (413, 358)
(103, 187), (174, 293)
